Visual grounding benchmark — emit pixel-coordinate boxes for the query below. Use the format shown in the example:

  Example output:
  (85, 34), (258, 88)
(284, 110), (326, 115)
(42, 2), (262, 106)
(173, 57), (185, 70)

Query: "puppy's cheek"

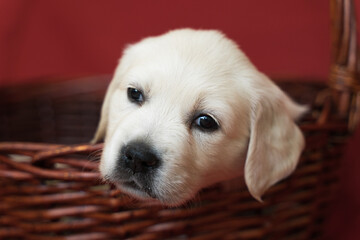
(99, 156), (106, 178)
(212, 141), (247, 179)
(99, 144), (115, 179)
(153, 162), (202, 206)
(155, 180), (200, 206)
(194, 136), (247, 186)
(99, 130), (125, 179)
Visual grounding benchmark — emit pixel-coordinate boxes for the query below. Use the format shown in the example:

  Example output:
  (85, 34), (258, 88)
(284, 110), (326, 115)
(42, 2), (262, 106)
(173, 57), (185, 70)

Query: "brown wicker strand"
(329, 0), (360, 130)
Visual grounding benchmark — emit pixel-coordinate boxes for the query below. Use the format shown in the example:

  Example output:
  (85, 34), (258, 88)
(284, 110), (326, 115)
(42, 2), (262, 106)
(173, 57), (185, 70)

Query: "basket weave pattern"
(0, 113), (349, 239)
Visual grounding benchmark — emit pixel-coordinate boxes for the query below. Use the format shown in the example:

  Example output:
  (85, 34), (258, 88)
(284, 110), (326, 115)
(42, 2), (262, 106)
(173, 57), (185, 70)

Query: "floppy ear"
(244, 84), (307, 201)
(91, 45), (135, 144)
(90, 42), (142, 144)
(91, 79), (118, 143)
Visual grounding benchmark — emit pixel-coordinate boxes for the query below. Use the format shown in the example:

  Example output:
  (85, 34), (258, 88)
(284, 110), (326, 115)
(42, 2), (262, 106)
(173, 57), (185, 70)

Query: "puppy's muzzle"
(120, 141), (160, 174)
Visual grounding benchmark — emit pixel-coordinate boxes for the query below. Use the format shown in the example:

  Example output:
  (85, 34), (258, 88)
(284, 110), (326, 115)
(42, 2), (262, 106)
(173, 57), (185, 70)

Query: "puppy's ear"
(91, 79), (118, 143)
(244, 82), (307, 201)
(91, 45), (134, 144)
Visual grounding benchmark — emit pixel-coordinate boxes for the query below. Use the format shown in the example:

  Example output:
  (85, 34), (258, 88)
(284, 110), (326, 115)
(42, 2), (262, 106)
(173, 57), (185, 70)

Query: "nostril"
(138, 153), (159, 169)
(140, 156), (158, 169)
(125, 151), (133, 160)
(144, 159), (157, 167)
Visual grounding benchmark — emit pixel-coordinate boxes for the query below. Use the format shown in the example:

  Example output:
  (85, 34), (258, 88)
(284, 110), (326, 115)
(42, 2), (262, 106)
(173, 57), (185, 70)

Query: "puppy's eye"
(127, 88), (144, 104)
(194, 114), (219, 132)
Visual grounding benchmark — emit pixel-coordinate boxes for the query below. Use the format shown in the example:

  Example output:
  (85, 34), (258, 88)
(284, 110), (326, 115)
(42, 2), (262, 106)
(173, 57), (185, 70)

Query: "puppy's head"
(93, 29), (307, 206)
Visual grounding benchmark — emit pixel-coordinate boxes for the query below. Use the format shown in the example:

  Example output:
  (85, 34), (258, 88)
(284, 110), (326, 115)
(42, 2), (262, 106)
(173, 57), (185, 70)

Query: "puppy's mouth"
(118, 180), (157, 199)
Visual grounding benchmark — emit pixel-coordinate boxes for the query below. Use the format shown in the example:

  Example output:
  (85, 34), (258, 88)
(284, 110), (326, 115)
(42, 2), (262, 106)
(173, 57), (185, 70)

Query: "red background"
(0, 1), (359, 238)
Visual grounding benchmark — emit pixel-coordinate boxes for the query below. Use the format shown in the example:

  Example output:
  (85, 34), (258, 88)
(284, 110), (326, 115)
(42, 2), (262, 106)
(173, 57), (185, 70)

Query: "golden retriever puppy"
(92, 29), (307, 206)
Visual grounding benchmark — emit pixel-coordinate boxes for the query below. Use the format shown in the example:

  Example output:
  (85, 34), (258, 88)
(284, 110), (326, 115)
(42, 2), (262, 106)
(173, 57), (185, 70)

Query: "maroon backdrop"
(0, 0), (332, 84)
(0, 1), (359, 239)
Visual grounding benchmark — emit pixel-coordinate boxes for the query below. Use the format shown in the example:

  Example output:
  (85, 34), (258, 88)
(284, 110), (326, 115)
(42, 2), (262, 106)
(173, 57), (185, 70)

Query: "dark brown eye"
(127, 88), (144, 104)
(194, 114), (219, 132)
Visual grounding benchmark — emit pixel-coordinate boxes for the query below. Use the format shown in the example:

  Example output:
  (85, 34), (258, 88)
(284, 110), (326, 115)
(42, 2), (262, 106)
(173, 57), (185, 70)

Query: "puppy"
(92, 29), (307, 206)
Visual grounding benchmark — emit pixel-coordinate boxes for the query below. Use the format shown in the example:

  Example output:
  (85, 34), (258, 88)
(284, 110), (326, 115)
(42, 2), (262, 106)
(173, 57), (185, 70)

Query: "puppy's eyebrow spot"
(185, 97), (204, 125)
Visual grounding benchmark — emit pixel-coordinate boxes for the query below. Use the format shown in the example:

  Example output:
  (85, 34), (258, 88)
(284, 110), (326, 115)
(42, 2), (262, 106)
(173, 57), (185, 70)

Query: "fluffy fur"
(93, 29), (307, 206)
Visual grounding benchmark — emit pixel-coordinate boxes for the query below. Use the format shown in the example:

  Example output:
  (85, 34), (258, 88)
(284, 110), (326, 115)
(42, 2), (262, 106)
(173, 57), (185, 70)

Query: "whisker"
(88, 149), (103, 162)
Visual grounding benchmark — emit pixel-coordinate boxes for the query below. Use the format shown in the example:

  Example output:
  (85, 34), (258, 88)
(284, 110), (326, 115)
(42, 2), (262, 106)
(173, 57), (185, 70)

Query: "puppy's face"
(94, 29), (307, 206)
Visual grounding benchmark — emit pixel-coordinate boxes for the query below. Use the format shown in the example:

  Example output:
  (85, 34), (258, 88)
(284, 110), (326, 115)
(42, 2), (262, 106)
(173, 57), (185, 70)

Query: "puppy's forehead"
(124, 56), (239, 108)
(122, 31), (243, 97)
(118, 29), (253, 119)
(121, 29), (250, 84)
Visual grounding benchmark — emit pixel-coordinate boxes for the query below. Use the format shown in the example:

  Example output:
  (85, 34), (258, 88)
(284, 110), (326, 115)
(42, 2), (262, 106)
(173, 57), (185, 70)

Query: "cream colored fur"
(93, 29), (307, 206)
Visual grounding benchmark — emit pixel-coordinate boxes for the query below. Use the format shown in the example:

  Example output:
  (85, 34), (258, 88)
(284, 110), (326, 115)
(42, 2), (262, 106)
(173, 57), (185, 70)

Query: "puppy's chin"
(117, 183), (194, 207)
(118, 185), (162, 206)
(116, 182), (156, 200)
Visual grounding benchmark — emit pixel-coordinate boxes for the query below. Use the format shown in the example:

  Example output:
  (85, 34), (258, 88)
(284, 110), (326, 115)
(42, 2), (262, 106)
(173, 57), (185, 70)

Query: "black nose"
(121, 141), (160, 174)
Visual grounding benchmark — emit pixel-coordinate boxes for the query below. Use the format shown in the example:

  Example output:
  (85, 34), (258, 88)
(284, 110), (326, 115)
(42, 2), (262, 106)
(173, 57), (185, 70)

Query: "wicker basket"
(1, 1), (359, 239)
